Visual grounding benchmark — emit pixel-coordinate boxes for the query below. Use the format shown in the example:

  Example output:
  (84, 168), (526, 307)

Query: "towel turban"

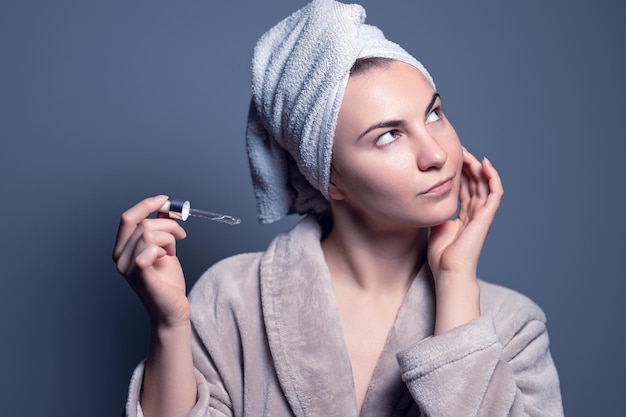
(246, 0), (434, 223)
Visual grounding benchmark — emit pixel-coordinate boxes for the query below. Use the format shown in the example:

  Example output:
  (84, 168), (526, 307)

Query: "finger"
(141, 228), (180, 257)
(462, 147), (483, 178)
(476, 161), (490, 201)
(115, 220), (186, 275)
(462, 157), (503, 230)
(113, 195), (169, 260)
(462, 159), (478, 200)
(138, 218), (187, 240)
(458, 171), (471, 221)
(134, 244), (168, 270)
(122, 244), (168, 293)
(481, 157), (504, 212)
(115, 224), (145, 275)
(463, 149), (489, 200)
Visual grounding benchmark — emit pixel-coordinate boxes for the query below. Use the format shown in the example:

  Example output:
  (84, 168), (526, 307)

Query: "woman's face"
(330, 60), (463, 229)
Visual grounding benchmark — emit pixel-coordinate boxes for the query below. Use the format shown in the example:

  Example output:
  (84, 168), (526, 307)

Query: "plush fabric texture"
(125, 217), (564, 417)
(246, 0), (434, 223)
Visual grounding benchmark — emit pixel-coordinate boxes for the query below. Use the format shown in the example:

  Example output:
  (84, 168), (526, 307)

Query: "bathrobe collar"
(260, 216), (436, 417)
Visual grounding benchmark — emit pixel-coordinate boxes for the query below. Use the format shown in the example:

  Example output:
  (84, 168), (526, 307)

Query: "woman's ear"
(328, 177), (347, 201)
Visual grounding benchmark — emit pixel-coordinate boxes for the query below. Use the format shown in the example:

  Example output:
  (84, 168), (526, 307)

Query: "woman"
(113, 1), (563, 416)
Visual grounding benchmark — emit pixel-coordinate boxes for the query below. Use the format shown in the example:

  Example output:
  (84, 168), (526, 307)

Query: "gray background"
(1, 0), (624, 415)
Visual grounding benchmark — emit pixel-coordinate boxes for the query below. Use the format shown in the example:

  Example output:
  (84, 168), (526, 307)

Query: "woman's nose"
(416, 132), (447, 171)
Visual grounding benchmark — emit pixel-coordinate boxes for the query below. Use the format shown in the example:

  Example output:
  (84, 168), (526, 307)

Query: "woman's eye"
(376, 130), (399, 146)
(426, 108), (442, 123)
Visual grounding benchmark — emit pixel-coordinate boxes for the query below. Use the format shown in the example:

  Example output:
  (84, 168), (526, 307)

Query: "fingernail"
(155, 195), (169, 202)
(483, 157), (493, 168)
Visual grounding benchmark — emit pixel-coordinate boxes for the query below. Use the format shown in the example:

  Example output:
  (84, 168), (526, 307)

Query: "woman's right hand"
(113, 195), (190, 328)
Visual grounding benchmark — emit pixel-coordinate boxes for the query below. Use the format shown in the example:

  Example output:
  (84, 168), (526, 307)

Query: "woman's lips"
(421, 176), (454, 196)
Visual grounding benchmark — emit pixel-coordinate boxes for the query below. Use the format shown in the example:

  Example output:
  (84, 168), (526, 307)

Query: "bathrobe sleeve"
(123, 252), (275, 417)
(124, 359), (223, 417)
(123, 331), (235, 417)
(123, 256), (263, 417)
(397, 284), (563, 417)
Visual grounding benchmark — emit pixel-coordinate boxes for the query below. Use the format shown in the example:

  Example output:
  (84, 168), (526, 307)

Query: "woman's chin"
(421, 202), (459, 227)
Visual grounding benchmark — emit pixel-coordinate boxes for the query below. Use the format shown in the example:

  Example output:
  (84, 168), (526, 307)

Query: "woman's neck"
(321, 214), (428, 295)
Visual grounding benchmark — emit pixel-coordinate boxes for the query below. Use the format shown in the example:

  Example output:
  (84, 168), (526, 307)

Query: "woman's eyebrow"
(425, 92), (441, 116)
(357, 120), (407, 141)
(356, 92), (441, 141)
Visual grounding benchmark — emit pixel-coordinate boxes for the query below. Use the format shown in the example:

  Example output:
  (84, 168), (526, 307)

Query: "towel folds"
(246, 0), (434, 223)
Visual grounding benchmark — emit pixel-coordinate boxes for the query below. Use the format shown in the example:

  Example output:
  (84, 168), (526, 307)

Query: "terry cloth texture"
(124, 216), (564, 416)
(246, 0), (434, 223)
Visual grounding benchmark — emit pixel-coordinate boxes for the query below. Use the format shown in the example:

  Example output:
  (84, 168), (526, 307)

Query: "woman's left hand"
(427, 147), (504, 333)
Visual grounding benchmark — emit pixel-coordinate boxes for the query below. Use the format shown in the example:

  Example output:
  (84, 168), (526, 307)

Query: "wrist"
(433, 277), (480, 335)
(150, 320), (192, 345)
(146, 300), (191, 331)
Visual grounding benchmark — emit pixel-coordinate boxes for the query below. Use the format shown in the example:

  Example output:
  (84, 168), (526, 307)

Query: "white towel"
(246, 0), (434, 223)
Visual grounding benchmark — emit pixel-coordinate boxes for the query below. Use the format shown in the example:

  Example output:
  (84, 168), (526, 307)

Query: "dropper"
(159, 199), (241, 225)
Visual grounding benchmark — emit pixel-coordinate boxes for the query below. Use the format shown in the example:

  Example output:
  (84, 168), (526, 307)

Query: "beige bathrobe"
(126, 216), (563, 416)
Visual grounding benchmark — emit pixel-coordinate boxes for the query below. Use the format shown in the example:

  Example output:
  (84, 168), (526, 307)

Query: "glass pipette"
(159, 199), (241, 225)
